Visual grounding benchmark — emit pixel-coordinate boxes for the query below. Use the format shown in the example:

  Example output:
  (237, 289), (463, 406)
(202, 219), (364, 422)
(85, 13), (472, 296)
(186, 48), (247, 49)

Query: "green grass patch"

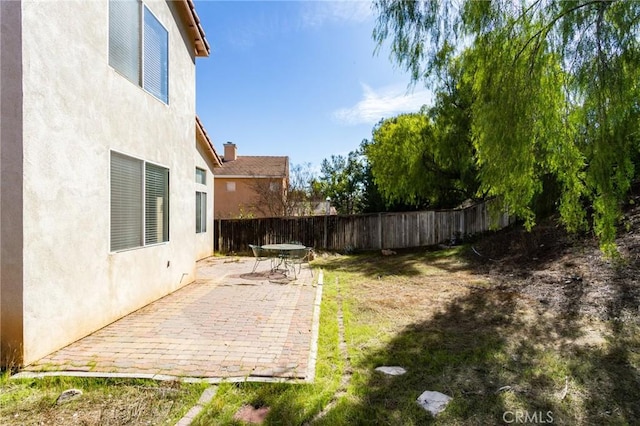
(0, 375), (206, 425)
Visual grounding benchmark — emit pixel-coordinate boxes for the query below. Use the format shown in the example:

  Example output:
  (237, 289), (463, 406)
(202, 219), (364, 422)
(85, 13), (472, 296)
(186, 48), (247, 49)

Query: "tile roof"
(215, 156), (289, 178)
(177, 0), (210, 57)
(195, 116), (222, 167)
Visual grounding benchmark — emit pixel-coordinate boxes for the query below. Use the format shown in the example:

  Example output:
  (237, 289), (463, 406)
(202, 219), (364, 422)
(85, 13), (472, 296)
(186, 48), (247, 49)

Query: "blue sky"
(194, 1), (432, 170)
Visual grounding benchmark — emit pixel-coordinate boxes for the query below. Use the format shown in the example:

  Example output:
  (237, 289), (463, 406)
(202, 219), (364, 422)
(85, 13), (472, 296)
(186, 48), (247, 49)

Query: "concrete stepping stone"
(374, 366), (407, 376)
(416, 390), (452, 416)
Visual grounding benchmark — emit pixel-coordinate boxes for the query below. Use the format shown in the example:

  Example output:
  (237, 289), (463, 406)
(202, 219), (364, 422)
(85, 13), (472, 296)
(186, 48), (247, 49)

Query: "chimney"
(223, 142), (237, 162)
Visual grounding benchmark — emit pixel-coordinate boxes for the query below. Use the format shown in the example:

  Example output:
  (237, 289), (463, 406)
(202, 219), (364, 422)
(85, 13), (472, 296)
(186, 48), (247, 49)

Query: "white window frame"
(195, 167), (206, 185)
(110, 151), (170, 252)
(109, 0), (169, 104)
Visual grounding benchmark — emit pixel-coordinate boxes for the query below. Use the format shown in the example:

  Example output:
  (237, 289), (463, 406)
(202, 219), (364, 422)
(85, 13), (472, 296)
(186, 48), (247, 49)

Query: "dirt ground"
(314, 188), (640, 424)
(467, 194), (640, 324)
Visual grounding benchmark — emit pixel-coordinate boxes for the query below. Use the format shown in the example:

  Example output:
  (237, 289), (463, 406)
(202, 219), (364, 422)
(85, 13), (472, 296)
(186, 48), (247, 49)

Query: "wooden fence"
(214, 199), (512, 253)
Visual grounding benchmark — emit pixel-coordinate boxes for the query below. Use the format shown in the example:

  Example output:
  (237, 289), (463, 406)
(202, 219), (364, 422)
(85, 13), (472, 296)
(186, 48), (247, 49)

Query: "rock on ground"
(416, 390), (452, 416)
(374, 366), (407, 376)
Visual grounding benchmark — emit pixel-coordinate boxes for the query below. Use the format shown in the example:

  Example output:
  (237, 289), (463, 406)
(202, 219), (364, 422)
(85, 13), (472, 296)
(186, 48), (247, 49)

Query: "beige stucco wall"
(195, 141), (215, 260)
(214, 178), (258, 219)
(214, 177), (287, 219)
(18, 0), (199, 364)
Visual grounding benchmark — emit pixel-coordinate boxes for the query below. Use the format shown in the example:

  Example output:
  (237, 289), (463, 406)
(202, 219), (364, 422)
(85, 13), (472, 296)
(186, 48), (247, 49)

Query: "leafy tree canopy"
(373, 0), (640, 254)
(365, 56), (479, 209)
(314, 152), (367, 214)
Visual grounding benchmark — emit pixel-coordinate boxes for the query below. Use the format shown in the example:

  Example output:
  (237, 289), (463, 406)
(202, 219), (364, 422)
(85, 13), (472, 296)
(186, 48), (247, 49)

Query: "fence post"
(323, 197), (330, 250)
(378, 213), (383, 250)
(217, 219), (222, 252)
(323, 214), (328, 250)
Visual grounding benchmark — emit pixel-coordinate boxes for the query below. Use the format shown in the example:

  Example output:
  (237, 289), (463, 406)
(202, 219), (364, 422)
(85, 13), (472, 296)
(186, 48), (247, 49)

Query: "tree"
(364, 57), (479, 210)
(315, 152), (367, 214)
(248, 177), (287, 218)
(373, 0), (640, 253)
(360, 157), (396, 213)
(249, 163), (316, 217)
(285, 163), (318, 216)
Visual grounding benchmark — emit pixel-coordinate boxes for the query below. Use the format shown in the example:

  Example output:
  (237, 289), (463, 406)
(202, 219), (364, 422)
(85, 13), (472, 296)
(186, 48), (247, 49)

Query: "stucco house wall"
(1, 0), (211, 366)
(214, 177), (256, 219)
(195, 119), (221, 260)
(213, 177), (287, 219)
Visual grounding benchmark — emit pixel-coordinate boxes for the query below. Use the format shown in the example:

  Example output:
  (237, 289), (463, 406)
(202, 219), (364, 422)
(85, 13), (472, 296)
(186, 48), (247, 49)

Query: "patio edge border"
(305, 269), (323, 383)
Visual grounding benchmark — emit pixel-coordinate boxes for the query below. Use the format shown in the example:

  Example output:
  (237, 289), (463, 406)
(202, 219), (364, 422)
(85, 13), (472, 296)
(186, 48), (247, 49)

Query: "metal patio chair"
(284, 247), (314, 279)
(249, 244), (272, 273)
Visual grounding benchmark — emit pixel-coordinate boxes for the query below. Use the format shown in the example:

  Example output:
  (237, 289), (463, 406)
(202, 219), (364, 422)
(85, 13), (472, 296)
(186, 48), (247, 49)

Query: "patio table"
(262, 243), (306, 276)
(262, 243), (306, 251)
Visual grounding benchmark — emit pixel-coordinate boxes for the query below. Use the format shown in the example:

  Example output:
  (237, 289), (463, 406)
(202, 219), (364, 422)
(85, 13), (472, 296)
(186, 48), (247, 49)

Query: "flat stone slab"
(416, 390), (452, 416)
(374, 366), (407, 376)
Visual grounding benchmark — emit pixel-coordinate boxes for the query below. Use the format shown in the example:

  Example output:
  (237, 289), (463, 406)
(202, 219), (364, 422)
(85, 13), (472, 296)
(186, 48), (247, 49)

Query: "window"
(143, 7), (168, 103)
(144, 163), (170, 245)
(109, 0), (169, 104)
(111, 152), (169, 251)
(111, 152), (143, 251)
(196, 191), (207, 233)
(195, 167), (206, 185)
(226, 182), (236, 192)
(269, 182), (280, 191)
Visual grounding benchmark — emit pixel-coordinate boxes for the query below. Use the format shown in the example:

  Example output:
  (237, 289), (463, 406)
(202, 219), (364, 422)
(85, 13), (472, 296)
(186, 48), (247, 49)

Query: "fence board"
(214, 199), (511, 253)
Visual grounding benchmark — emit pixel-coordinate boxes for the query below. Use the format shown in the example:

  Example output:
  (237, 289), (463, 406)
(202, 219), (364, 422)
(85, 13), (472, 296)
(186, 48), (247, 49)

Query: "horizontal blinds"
(145, 163), (169, 244)
(196, 191), (206, 233)
(143, 6), (169, 103)
(111, 152), (143, 251)
(109, 0), (140, 85)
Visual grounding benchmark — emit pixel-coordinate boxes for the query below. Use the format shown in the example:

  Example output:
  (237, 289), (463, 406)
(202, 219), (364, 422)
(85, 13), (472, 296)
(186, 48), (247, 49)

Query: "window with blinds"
(109, 0), (169, 104)
(143, 7), (168, 103)
(111, 152), (169, 251)
(108, 0), (139, 85)
(111, 152), (143, 251)
(195, 167), (206, 185)
(145, 163), (170, 244)
(196, 191), (206, 233)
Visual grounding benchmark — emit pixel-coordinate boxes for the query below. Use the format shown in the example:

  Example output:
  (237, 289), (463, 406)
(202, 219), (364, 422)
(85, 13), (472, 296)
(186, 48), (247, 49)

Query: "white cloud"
(300, 1), (374, 28)
(333, 83), (432, 125)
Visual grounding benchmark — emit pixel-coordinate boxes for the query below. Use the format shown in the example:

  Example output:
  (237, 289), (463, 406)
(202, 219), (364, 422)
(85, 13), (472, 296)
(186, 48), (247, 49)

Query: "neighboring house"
(214, 143), (289, 218)
(290, 200), (338, 217)
(0, 0), (215, 367)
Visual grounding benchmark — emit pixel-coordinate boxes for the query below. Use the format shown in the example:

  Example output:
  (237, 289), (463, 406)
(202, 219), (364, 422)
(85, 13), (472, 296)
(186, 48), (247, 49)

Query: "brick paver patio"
(20, 257), (321, 382)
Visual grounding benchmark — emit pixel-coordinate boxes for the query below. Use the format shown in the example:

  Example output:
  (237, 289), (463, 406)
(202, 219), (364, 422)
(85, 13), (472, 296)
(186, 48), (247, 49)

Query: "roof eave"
(178, 0), (210, 57)
(196, 116), (222, 167)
